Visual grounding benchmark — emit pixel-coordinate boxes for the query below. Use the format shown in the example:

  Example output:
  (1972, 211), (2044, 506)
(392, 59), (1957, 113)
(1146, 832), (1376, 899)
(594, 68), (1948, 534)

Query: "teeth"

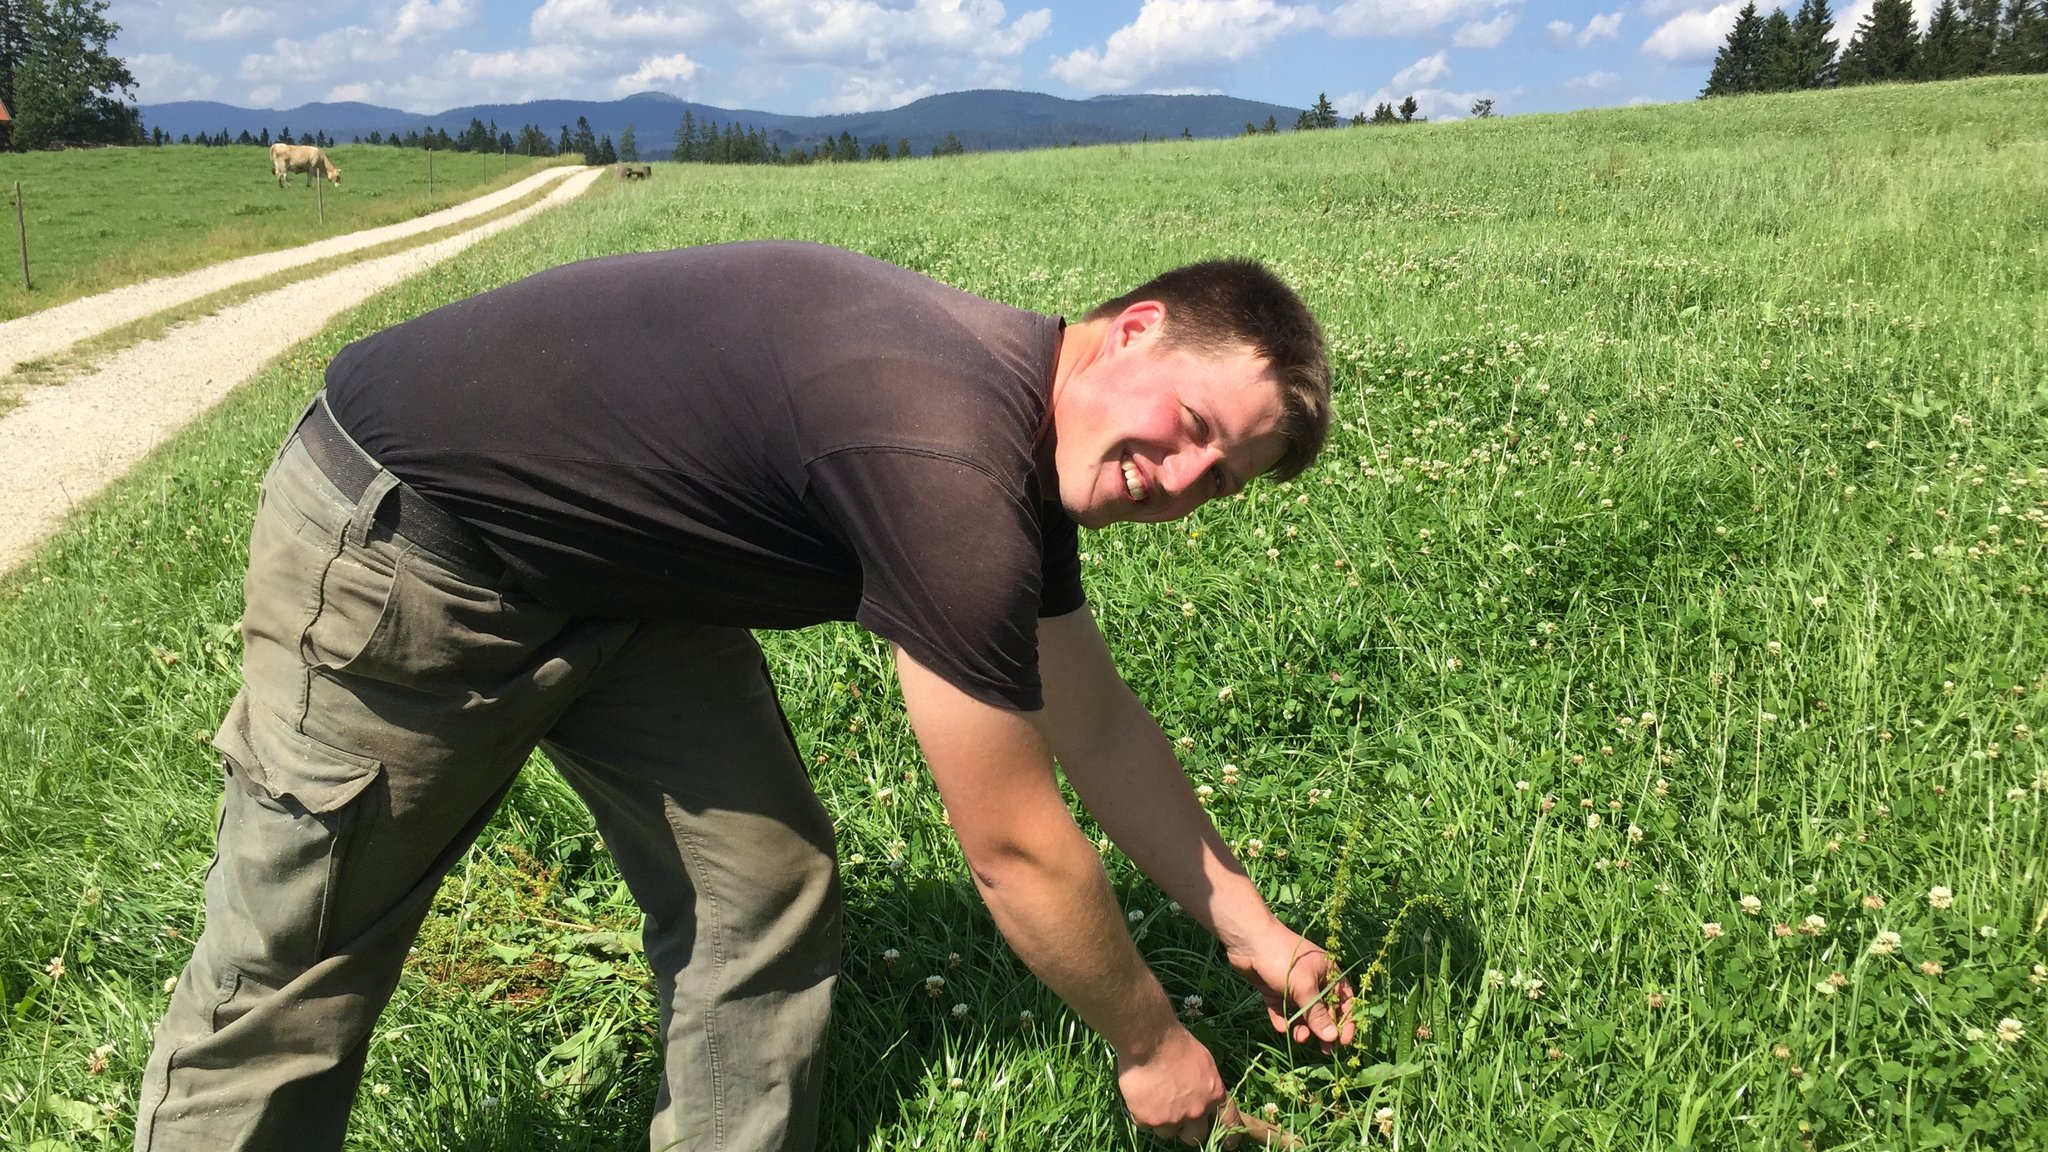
(1122, 461), (1145, 502)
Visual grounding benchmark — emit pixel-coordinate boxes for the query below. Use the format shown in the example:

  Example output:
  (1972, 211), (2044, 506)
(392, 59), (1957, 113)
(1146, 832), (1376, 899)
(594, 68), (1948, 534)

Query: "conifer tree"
(895, 137), (910, 157)
(1838, 0), (1921, 84)
(1703, 1), (1766, 95)
(557, 124), (572, 155)
(1469, 97), (1496, 117)
(572, 116), (597, 164)
(1996, 0), (2048, 70)
(1786, 0), (1841, 87)
(596, 134), (617, 165)
(1397, 94), (1420, 121)
(1917, 0), (1969, 77)
(619, 123), (637, 162)
(1306, 92), (1338, 129)
(1759, 7), (1799, 88)
(1261, 114), (1277, 133)
(1370, 102), (1396, 124)
(1958, 0), (2003, 70)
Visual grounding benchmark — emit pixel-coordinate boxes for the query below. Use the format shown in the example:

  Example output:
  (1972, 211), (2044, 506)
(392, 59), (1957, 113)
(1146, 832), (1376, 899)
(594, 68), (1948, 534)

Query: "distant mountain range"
(140, 89), (1307, 156)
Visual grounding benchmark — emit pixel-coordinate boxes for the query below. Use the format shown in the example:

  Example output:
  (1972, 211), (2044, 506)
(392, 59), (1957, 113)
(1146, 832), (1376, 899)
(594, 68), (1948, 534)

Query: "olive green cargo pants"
(135, 409), (841, 1151)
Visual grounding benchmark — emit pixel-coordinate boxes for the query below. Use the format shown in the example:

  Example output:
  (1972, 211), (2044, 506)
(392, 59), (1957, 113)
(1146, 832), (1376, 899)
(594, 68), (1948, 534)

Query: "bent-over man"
(135, 240), (1353, 1150)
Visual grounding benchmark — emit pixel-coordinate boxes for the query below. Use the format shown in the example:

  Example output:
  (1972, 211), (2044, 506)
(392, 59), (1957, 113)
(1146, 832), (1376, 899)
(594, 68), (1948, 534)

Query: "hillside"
(142, 88), (1306, 157)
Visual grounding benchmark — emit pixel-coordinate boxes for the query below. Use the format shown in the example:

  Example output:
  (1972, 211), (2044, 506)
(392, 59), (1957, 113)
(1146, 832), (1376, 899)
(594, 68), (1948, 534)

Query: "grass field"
(0, 144), (580, 322)
(1, 75), (2045, 1149)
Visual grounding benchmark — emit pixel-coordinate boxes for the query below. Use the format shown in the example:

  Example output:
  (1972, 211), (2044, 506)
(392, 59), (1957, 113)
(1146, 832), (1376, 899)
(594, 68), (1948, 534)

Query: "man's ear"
(1108, 301), (1167, 352)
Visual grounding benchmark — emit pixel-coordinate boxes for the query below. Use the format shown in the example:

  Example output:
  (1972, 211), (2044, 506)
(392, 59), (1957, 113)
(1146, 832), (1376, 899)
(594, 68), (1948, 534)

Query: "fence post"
(316, 170), (324, 226)
(13, 182), (27, 292)
(428, 148), (434, 197)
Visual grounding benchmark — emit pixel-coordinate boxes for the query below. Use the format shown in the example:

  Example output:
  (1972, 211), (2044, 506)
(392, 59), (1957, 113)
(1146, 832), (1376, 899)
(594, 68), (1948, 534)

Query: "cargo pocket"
(300, 537), (401, 674)
(207, 692), (384, 1026)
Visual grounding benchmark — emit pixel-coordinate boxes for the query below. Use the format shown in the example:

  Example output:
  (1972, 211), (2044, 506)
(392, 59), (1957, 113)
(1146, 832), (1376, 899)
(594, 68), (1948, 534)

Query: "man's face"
(1050, 311), (1288, 530)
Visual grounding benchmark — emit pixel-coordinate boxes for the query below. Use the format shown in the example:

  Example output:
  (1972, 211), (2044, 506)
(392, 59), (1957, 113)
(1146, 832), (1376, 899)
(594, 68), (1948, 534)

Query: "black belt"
(294, 393), (500, 573)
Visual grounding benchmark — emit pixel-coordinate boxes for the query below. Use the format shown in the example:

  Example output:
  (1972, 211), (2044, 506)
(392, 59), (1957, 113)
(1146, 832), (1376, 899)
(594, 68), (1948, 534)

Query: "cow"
(271, 143), (341, 189)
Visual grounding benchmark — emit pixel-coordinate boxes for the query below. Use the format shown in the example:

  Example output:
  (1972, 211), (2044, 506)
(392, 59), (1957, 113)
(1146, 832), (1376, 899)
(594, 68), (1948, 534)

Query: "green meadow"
(2, 74), (2044, 1148)
(0, 144), (579, 323)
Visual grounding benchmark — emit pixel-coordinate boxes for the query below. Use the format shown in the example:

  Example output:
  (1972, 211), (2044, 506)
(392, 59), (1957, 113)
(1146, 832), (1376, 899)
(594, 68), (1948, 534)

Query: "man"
(136, 240), (1351, 1150)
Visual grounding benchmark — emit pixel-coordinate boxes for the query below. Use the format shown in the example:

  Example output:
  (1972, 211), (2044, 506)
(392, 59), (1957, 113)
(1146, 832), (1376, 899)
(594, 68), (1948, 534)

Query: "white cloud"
(1327, 0), (1509, 38)
(1581, 11), (1623, 41)
(1336, 84), (1490, 121)
(733, 0), (1049, 65)
(1640, 3), (1741, 61)
(1452, 12), (1514, 47)
(392, 0), (481, 43)
(1391, 50), (1451, 89)
(240, 28), (400, 85)
(614, 52), (701, 95)
(247, 85), (282, 107)
(1565, 69), (1620, 89)
(530, 0), (714, 44)
(325, 82), (376, 102)
(816, 73), (937, 113)
(182, 5), (283, 41)
(1546, 18), (1574, 43)
(129, 52), (221, 101)
(1049, 0), (1316, 93)
(451, 43), (603, 84)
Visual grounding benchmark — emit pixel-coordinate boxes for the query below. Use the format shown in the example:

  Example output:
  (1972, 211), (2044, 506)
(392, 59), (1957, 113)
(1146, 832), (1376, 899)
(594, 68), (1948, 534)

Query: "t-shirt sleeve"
(806, 448), (1057, 711)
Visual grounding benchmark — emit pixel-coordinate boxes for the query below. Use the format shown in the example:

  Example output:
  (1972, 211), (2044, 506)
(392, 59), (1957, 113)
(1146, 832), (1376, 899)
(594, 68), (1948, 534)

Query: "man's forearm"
(1054, 696), (1280, 955)
(963, 814), (1181, 1056)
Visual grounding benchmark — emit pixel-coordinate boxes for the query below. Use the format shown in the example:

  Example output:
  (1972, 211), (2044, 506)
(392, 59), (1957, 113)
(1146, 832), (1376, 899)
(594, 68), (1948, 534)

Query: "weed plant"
(1, 76), (2044, 1149)
(0, 145), (579, 322)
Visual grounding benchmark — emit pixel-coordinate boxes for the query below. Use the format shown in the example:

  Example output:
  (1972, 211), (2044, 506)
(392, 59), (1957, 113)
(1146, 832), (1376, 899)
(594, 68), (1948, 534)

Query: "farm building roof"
(0, 99), (11, 122)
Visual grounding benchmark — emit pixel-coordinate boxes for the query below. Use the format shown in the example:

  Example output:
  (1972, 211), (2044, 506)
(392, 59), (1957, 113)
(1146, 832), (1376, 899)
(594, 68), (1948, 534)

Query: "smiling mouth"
(1121, 458), (1148, 503)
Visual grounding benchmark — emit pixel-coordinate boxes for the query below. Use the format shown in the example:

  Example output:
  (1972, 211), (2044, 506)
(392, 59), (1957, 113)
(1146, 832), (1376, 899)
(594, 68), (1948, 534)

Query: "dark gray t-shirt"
(325, 241), (1083, 710)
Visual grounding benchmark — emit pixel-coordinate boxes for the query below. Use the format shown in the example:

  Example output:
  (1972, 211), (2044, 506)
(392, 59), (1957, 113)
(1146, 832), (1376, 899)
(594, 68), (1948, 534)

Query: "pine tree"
(10, 0), (144, 151)
(1787, 0), (1840, 87)
(596, 134), (617, 165)
(1307, 92), (1338, 129)
(1703, 1), (1766, 95)
(1350, 110), (1368, 125)
(1292, 110), (1313, 130)
(836, 130), (857, 161)
(258, 126), (271, 145)
(1261, 115), (1277, 133)
(1917, 0), (1969, 77)
(931, 131), (964, 156)
(1958, 0), (2003, 71)
(1370, 102), (1397, 124)
(672, 111), (697, 162)
(1838, 0), (1921, 84)
(1759, 7), (1798, 88)
(1398, 95), (1420, 121)
(557, 124), (572, 155)
(1469, 97), (1496, 117)
(895, 137), (910, 157)
(1996, 0), (2048, 70)
(619, 123), (637, 162)
(572, 116), (597, 164)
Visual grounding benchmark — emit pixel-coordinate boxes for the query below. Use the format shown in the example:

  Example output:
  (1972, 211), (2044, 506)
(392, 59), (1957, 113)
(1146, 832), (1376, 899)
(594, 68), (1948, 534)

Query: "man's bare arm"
(1034, 606), (1355, 1049)
(892, 645), (1243, 1143)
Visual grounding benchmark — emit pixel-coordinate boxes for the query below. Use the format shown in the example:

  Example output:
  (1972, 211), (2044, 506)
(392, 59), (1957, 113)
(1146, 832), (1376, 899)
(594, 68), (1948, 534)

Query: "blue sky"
(111, 1), (1886, 119)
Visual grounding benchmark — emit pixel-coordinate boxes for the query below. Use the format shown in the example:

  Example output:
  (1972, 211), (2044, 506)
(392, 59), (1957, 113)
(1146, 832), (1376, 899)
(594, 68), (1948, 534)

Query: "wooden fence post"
(13, 182), (28, 292)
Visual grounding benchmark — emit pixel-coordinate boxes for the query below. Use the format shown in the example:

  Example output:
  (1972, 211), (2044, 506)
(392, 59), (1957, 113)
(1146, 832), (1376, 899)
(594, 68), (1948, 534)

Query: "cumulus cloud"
(325, 82), (376, 102)
(1049, 0), (1315, 93)
(530, 0), (714, 44)
(182, 5), (284, 41)
(1549, 10), (1622, 46)
(614, 52), (701, 94)
(740, 0), (1052, 65)
(1327, 0), (1509, 38)
(816, 73), (938, 113)
(240, 27), (399, 85)
(246, 85), (282, 107)
(1391, 50), (1451, 88)
(451, 43), (604, 84)
(128, 52), (221, 101)
(1565, 69), (1620, 89)
(392, 0), (481, 43)
(1452, 12), (1514, 46)
(1640, 2), (1741, 61)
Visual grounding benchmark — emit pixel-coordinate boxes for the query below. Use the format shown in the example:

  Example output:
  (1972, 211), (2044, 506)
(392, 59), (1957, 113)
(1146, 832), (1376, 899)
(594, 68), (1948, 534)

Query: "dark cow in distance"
(271, 143), (341, 188)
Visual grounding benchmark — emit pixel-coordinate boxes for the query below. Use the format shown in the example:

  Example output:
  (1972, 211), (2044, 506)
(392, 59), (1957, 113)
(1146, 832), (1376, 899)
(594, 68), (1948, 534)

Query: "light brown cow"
(270, 142), (341, 188)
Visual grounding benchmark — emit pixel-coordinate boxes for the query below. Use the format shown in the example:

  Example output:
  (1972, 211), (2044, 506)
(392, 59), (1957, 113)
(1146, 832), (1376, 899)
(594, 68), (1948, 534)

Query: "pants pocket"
(207, 693), (385, 1002)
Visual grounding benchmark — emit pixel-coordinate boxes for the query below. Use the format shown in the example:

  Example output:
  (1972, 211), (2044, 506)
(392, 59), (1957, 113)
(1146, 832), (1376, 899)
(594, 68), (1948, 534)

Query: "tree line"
(667, 110), (960, 165)
(1705, 0), (2046, 96)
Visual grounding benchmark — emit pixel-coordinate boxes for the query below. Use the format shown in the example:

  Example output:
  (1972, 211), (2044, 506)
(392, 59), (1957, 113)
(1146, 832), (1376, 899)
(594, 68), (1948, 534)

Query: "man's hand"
(1118, 1025), (1244, 1147)
(1227, 920), (1356, 1051)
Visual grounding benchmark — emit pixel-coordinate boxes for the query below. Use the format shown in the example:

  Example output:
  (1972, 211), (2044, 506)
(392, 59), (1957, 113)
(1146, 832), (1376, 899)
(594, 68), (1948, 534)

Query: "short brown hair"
(1086, 259), (1330, 481)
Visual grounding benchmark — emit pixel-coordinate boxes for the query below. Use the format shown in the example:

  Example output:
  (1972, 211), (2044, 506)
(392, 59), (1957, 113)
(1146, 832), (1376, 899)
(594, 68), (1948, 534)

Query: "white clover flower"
(1018, 1009), (1035, 1026)
(1627, 824), (1645, 843)
(1928, 886), (1955, 910)
(924, 975), (946, 997)
(1586, 813), (1602, 830)
(951, 1002), (970, 1019)
(948, 1076), (966, 1090)
(1869, 931), (1902, 956)
(1979, 925), (1998, 939)
(1740, 895), (1763, 916)
(1997, 1018), (2024, 1045)
(1814, 981), (1836, 997)
(1127, 909), (1144, 923)
(1801, 914), (1827, 935)
(1702, 922), (1725, 940)
(881, 948), (901, 964)
(1965, 1026), (1987, 1042)
(1514, 780), (1532, 793)
(1182, 994), (1204, 1012)
(1217, 686), (1234, 703)
(1524, 979), (1546, 1001)
(1485, 968), (1505, 989)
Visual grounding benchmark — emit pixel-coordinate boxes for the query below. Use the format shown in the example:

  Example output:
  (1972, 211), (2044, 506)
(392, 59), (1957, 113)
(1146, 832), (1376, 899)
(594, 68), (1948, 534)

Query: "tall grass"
(0, 145), (579, 322)
(1, 75), (2043, 1149)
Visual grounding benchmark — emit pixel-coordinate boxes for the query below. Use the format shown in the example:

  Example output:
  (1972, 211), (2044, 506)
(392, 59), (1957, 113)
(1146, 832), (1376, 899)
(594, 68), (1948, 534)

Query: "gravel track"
(0, 165), (606, 575)
(0, 164), (589, 376)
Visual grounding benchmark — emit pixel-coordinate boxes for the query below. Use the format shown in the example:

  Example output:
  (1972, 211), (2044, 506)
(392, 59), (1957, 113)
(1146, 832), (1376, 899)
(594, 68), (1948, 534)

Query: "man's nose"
(1165, 445), (1225, 497)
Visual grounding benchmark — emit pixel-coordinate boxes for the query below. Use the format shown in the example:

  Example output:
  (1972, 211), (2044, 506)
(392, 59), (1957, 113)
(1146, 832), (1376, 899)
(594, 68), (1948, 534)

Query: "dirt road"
(0, 165), (605, 575)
